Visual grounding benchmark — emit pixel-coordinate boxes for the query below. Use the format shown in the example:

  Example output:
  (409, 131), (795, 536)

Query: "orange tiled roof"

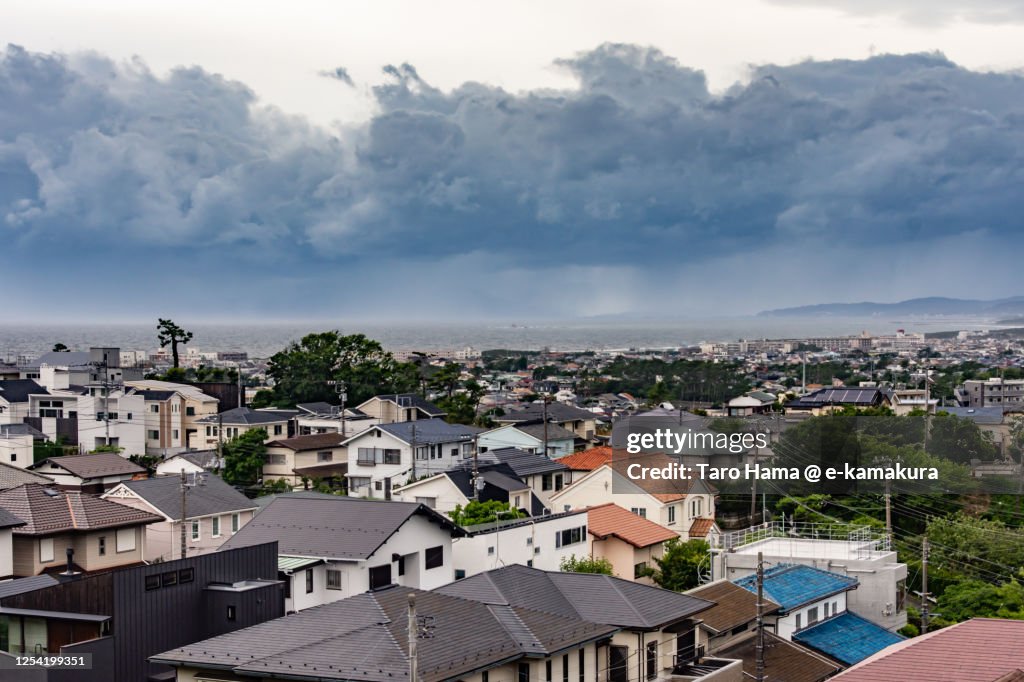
(559, 447), (613, 471)
(689, 518), (717, 538)
(587, 503), (678, 548)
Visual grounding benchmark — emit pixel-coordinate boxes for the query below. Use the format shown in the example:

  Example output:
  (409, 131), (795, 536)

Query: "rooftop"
(476, 447), (568, 476)
(0, 483), (162, 535)
(734, 564), (858, 612)
(362, 393), (446, 417)
(686, 580), (780, 634)
(266, 432), (347, 451)
(196, 407), (293, 425)
(29, 451), (146, 479)
(793, 611), (904, 666)
(0, 461), (54, 491)
(108, 475), (257, 519)
(0, 379), (48, 403)
(587, 503), (677, 548)
(373, 418), (481, 445)
(558, 446), (614, 471)
(715, 631), (841, 682)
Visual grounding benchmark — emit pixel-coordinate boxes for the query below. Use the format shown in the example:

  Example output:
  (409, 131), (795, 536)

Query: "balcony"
(671, 648), (742, 680)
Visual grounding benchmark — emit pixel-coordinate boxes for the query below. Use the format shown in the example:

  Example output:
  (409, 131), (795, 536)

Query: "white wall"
(452, 514), (590, 577)
(0, 433), (34, 469)
(775, 593), (847, 640)
(392, 475), (469, 514)
(478, 425), (573, 457)
(0, 529), (13, 578)
(347, 429), (472, 497)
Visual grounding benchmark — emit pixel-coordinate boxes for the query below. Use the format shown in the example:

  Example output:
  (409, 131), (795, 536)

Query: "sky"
(2, 0), (1024, 321)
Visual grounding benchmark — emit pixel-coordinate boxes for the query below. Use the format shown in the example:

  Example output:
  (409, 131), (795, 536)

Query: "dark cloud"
(2, 43), (1024, 320)
(765, 0), (1024, 25)
(320, 66), (354, 86)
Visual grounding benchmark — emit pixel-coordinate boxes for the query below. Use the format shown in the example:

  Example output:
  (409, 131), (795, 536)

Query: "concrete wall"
(452, 514), (589, 577)
(591, 537), (664, 584)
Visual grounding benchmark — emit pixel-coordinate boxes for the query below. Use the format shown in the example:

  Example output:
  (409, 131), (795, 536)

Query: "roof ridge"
(602, 574), (649, 626)
(65, 491), (79, 529)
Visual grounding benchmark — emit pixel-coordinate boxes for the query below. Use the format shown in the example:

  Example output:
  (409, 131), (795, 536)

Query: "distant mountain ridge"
(759, 296), (1024, 318)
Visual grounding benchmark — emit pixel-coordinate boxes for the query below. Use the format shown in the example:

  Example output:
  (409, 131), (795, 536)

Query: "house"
(28, 451), (147, 492)
(450, 509), (591, 577)
(342, 418), (480, 497)
(0, 505), (26, 579)
(0, 379), (48, 425)
(438, 564), (733, 681)
(0, 543), (282, 681)
(734, 564), (903, 665)
(154, 449), (222, 476)
(942, 406), (1010, 456)
(102, 475), (258, 561)
(263, 432), (348, 487)
(587, 503), (678, 583)
(478, 420), (577, 458)
(833, 618), (1024, 681)
(890, 388), (939, 416)
(126, 378), (220, 450)
(392, 464), (542, 516)
(558, 445), (614, 475)
(0, 483), (161, 576)
(218, 493), (464, 612)
(151, 584), (617, 682)
(195, 407), (294, 449)
(549, 454), (717, 539)
(0, 460), (53, 491)
(294, 402), (378, 437)
(354, 393), (446, 423)
(727, 391), (777, 416)
(493, 402), (602, 442)
(687, 579), (782, 652)
(955, 378), (1024, 408)
(784, 387), (892, 415)
(473, 446), (571, 507)
(714, 632), (841, 682)
(0, 422), (45, 468)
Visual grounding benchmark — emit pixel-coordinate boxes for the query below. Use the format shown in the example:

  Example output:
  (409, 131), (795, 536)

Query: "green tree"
(450, 500), (523, 526)
(157, 318), (194, 369)
(430, 363), (463, 399)
(937, 579), (1024, 622)
(264, 331), (419, 407)
(560, 555), (614, 575)
(222, 428), (268, 487)
(651, 539), (710, 591)
(51, 343), (69, 352)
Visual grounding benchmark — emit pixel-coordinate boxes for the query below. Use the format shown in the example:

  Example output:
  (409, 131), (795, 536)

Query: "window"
(483, 672), (489, 682)
(268, 454), (287, 465)
(415, 496), (437, 509)
(397, 555), (406, 576)
(579, 649), (585, 682)
(212, 516), (221, 538)
(546, 659), (552, 682)
(554, 474), (564, 491)
(556, 525), (587, 548)
(808, 606), (819, 626)
(191, 519), (200, 541)
(39, 538), (54, 563)
(273, 425), (283, 435)
(454, 569), (466, 580)
(542, 474), (553, 491)
(148, 430), (160, 440)
(630, 507), (647, 519)
(151, 405), (160, 413)
(162, 570), (178, 587)
(326, 569), (343, 590)
(171, 429), (178, 439)
(317, 451), (333, 462)
(231, 513), (240, 533)
(795, 613), (802, 630)
(488, 546), (495, 556)
(425, 545), (444, 570)
(357, 448), (402, 466)
(369, 564), (392, 590)
(667, 506), (676, 525)
(145, 574), (161, 591)
(116, 527), (136, 552)
(179, 567), (195, 583)
(9, 454), (15, 463)
(518, 662), (530, 682)
(227, 605), (236, 621)
(831, 601), (838, 617)
(374, 480), (383, 491)
(646, 641), (658, 680)
(127, 413), (133, 421)
(186, 406), (195, 416)
(98, 536), (106, 556)
(562, 655), (569, 682)
(306, 568), (314, 593)
(634, 561), (648, 579)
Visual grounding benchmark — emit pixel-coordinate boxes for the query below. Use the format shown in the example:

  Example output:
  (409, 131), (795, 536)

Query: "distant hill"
(759, 296), (1024, 318)
(997, 317), (1024, 326)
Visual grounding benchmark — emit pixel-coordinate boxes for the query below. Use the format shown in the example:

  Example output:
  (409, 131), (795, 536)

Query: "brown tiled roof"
(266, 432), (347, 451)
(689, 517), (717, 538)
(0, 483), (161, 535)
(686, 580), (780, 633)
(716, 632), (840, 682)
(833, 618), (1024, 682)
(32, 452), (145, 479)
(609, 452), (708, 500)
(0, 461), (53, 490)
(587, 503), (677, 548)
(558, 446), (613, 470)
(993, 672), (1024, 682)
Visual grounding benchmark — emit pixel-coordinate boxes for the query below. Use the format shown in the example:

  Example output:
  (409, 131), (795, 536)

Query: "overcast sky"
(3, 0), (1024, 321)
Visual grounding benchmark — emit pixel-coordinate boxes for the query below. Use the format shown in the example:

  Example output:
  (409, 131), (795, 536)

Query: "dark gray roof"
(28, 351), (92, 369)
(443, 466), (547, 517)
(482, 447), (568, 476)
(0, 380), (48, 403)
(787, 387), (889, 408)
(0, 423), (46, 439)
(29, 452), (145, 479)
(151, 586), (618, 682)
(135, 389), (177, 401)
(371, 393), (446, 417)
(173, 450), (222, 470)
(438, 564), (714, 630)
(218, 495), (463, 559)
(941, 406), (1005, 425)
(295, 402), (338, 415)
(506, 421), (578, 442)
(497, 402), (598, 423)
(116, 475), (256, 519)
(0, 461), (53, 490)
(0, 505), (26, 530)
(0, 574), (58, 599)
(374, 418), (481, 445)
(196, 407), (294, 425)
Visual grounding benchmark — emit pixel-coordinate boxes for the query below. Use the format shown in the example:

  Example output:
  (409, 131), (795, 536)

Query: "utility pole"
(180, 469), (188, 560)
(542, 395), (550, 458)
(410, 423), (417, 481)
(236, 362), (243, 408)
(472, 433), (480, 502)
(884, 478), (892, 549)
(921, 537), (930, 634)
(755, 551), (766, 682)
(408, 594), (418, 682)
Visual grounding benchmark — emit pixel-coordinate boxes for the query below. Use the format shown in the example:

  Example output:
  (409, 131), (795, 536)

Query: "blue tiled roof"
(793, 611), (904, 666)
(733, 564), (857, 611)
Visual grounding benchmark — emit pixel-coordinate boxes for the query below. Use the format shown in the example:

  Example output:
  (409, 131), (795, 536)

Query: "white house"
(353, 393), (446, 423)
(478, 421), (576, 458)
(342, 419), (480, 497)
(28, 452), (146, 493)
(392, 465), (542, 516)
(154, 450), (222, 477)
(195, 407), (294, 449)
(451, 509), (590, 578)
(475, 447), (572, 508)
(0, 380), (46, 426)
(0, 506), (26, 579)
(218, 494), (464, 612)
(0, 423), (44, 469)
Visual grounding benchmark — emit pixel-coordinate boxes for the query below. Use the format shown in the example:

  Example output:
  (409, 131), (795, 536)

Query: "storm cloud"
(2, 43), (1024, 320)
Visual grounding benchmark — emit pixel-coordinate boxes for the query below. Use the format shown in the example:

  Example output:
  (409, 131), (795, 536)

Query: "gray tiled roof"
(196, 407), (294, 425)
(0, 483), (161, 535)
(218, 495), (462, 559)
(151, 586), (618, 682)
(482, 447), (568, 476)
(0, 504), (26, 529)
(0, 574), (59, 599)
(0, 461), (53, 491)
(497, 403), (598, 423)
(30, 452), (145, 479)
(438, 564), (714, 629)
(0, 379), (48, 403)
(941, 406), (1006, 425)
(0, 423), (46, 439)
(376, 419), (481, 445)
(506, 421), (578, 442)
(295, 402), (338, 415)
(115, 474), (256, 519)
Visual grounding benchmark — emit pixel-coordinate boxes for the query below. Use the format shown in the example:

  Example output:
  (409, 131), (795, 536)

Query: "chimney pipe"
(64, 547), (75, 576)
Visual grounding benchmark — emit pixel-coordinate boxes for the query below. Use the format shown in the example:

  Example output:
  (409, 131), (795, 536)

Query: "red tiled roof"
(689, 518), (717, 538)
(559, 447), (613, 471)
(833, 618), (1024, 682)
(587, 503), (677, 548)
